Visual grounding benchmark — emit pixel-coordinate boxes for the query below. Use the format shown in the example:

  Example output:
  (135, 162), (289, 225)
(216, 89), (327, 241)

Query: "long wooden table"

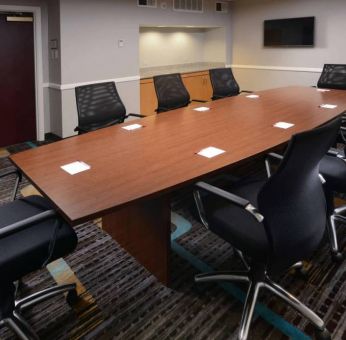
(10, 86), (346, 285)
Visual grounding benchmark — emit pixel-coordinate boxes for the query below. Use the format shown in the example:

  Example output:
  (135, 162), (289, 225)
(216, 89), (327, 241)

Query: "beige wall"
(140, 27), (225, 68)
(231, 0), (346, 91)
(203, 27), (226, 63)
(140, 28), (206, 68)
(47, 0), (62, 136)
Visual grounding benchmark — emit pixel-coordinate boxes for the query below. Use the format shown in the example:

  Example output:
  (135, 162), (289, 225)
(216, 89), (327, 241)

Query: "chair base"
(327, 208), (346, 261)
(195, 269), (329, 340)
(0, 283), (77, 340)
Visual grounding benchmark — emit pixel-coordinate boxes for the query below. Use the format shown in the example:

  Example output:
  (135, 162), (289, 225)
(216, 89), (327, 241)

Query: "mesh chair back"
(153, 73), (190, 113)
(209, 68), (240, 100)
(75, 82), (126, 131)
(317, 64), (346, 90)
(258, 118), (341, 274)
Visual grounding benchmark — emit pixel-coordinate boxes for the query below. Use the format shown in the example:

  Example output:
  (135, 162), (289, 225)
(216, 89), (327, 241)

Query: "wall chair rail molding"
(230, 64), (322, 73)
(46, 76), (140, 91)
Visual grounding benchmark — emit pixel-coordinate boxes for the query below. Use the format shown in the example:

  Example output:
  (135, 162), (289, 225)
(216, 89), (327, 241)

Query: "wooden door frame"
(0, 5), (44, 141)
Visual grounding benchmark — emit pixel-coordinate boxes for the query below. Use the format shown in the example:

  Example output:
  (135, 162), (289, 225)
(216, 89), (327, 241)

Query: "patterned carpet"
(0, 141), (345, 340)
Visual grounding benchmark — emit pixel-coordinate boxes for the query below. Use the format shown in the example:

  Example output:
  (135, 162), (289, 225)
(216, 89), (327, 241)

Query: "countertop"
(140, 62), (225, 79)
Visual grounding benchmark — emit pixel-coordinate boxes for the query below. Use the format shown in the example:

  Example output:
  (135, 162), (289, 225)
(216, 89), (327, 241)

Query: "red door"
(0, 13), (36, 147)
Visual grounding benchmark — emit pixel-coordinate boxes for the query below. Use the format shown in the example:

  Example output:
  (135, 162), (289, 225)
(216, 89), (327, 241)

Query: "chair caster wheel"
(66, 289), (79, 306)
(315, 328), (331, 340)
(331, 251), (343, 262)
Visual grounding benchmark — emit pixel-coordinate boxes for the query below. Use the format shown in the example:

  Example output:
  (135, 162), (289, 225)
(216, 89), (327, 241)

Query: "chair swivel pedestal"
(195, 264), (328, 340)
(0, 283), (77, 340)
(328, 205), (346, 261)
(0, 169), (79, 339)
(319, 153), (346, 261)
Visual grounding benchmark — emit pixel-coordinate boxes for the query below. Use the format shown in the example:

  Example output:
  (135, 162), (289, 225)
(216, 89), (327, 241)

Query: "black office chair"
(153, 73), (190, 113)
(317, 64), (346, 90)
(266, 147), (346, 263)
(0, 169), (78, 339)
(193, 118), (340, 340)
(75, 81), (144, 134)
(209, 67), (251, 100)
(319, 153), (346, 261)
(316, 65), (346, 145)
(153, 73), (205, 113)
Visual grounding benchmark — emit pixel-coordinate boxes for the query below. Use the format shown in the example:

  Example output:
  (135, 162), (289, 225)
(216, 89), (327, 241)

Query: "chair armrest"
(327, 148), (339, 157)
(266, 153), (328, 184)
(0, 209), (56, 239)
(265, 152), (284, 178)
(0, 168), (22, 181)
(211, 95), (224, 100)
(326, 148), (346, 161)
(0, 169), (22, 201)
(267, 152), (284, 161)
(191, 99), (208, 103)
(156, 104), (182, 113)
(196, 181), (249, 208)
(339, 126), (346, 143)
(194, 182), (264, 228)
(74, 126), (88, 134)
(126, 113), (146, 119)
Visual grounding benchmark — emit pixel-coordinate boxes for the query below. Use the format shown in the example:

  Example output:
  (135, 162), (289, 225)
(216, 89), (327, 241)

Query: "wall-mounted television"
(264, 17), (315, 47)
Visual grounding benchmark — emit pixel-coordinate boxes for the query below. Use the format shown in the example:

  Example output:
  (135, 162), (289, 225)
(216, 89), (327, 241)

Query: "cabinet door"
(140, 79), (157, 116)
(182, 73), (205, 101)
(183, 71), (212, 102)
(203, 74), (213, 101)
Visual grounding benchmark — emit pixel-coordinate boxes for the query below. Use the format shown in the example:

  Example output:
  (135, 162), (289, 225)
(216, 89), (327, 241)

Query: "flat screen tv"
(264, 17), (315, 47)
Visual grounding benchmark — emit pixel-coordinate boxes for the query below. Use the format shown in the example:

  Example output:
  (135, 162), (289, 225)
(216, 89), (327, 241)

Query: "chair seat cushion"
(204, 179), (269, 261)
(0, 196), (77, 283)
(319, 155), (346, 192)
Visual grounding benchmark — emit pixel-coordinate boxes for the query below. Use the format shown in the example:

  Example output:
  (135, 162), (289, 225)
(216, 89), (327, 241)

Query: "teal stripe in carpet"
(25, 141), (37, 148)
(170, 212), (310, 340)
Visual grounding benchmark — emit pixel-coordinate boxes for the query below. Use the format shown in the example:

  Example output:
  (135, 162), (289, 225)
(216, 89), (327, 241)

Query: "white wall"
(231, 0), (346, 91)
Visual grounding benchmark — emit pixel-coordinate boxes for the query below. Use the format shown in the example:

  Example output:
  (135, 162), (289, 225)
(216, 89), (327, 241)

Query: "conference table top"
(10, 86), (346, 225)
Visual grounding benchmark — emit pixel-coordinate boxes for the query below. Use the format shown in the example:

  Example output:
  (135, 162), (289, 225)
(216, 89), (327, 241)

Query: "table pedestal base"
(103, 197), (171, 285)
